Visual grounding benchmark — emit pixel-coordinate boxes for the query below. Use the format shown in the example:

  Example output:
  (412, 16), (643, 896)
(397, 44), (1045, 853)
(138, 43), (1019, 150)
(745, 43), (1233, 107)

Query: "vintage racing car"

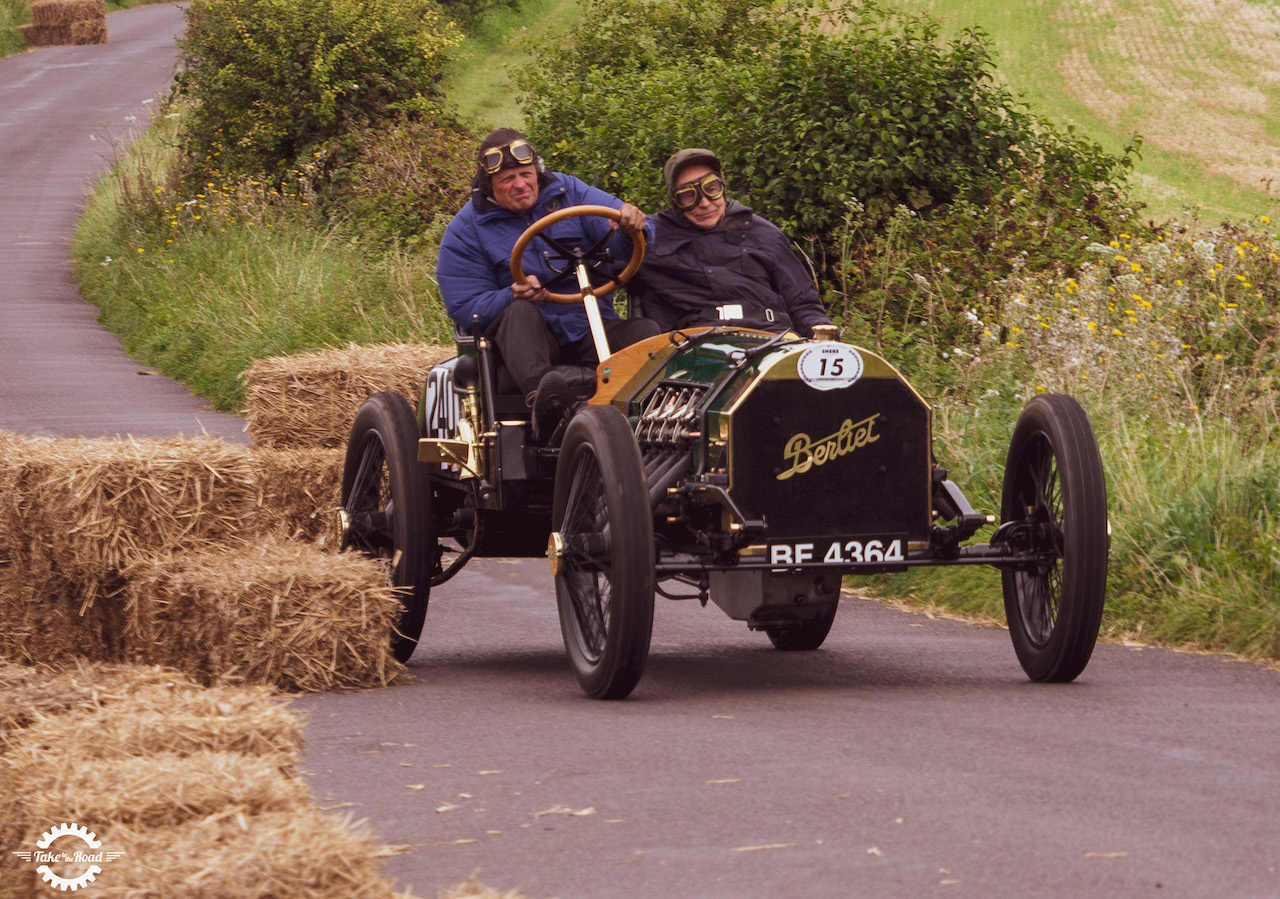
(336, 206), (1109, 699)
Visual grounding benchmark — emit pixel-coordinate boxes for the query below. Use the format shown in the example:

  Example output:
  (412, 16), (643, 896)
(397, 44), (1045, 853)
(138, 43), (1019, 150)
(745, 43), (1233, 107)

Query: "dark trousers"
(489, 300), (660, 395)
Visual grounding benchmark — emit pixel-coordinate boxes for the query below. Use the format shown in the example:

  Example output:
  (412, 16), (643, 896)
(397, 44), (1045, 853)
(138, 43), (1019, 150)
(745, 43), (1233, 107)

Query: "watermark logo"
(11, 822), (124, 891)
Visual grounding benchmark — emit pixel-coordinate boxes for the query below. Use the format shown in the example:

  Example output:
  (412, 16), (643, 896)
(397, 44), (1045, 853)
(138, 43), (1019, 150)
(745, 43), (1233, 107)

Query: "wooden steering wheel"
(509, 205), (646, 304)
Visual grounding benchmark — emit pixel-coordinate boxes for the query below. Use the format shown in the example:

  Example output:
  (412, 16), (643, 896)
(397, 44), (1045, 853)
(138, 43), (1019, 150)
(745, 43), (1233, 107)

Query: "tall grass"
(859, 395), (1280, 662)
(0, 0), (30, 56)
(72, 115), (454, 411)
(859, 208), (1280, 660)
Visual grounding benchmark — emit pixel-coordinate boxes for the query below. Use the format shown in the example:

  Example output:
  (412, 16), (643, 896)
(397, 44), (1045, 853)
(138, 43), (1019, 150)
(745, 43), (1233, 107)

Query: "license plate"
(767, 538), (905, 566)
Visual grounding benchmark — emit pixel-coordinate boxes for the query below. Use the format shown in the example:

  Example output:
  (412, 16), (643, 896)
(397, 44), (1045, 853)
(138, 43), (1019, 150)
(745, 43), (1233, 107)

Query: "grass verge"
(441, 0), (581, 129)
(72, 114), (455, 412)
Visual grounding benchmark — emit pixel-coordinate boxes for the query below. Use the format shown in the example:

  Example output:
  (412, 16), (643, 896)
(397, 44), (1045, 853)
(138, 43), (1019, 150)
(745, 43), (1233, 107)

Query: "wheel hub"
(333, 507), (352, 549)
(547, 531), (566, 577)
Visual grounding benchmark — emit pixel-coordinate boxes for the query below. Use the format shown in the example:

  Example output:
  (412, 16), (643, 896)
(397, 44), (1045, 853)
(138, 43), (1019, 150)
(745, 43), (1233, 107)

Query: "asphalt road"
(298, 559), (1280, 898)
(5, 7), (1280, 899)
(0, 2), (245, 441)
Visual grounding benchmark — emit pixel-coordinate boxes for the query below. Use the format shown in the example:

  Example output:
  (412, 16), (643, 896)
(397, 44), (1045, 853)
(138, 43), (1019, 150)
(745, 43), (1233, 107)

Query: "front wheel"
(550, 405), (655, 699)
(340, 391), (434, 664)
(1001, 394), (1108, 682)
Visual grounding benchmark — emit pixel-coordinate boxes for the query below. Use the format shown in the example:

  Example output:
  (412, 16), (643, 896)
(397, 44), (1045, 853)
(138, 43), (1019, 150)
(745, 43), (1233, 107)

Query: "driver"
(437, 128), (659, 440)
(627, 148), (836, 338)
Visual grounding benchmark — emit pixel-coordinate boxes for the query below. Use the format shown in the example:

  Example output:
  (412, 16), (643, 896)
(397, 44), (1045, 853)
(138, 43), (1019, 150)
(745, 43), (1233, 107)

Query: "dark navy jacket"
(436, 171), (653, 344)
(628, 199), (833, 337)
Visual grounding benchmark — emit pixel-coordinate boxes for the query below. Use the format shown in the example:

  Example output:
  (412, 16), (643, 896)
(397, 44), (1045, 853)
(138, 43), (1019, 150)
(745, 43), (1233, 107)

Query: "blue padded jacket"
(436, 171), (653, 344)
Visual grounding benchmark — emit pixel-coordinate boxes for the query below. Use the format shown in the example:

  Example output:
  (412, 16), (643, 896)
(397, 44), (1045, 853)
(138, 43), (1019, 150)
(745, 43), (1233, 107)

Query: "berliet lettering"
(777, 413), (881, 481)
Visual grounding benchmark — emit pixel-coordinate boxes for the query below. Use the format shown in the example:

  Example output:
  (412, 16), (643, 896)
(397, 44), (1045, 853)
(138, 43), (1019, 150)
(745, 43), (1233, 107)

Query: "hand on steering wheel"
(510, 205), (646, 304)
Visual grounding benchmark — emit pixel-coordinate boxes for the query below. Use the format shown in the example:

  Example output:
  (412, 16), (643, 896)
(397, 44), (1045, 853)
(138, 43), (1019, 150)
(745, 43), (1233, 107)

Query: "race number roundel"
(796, 343), (863, 391)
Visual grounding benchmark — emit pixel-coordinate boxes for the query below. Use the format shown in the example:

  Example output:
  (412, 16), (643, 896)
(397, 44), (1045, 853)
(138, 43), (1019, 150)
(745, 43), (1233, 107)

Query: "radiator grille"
(728, 377), (931, 542)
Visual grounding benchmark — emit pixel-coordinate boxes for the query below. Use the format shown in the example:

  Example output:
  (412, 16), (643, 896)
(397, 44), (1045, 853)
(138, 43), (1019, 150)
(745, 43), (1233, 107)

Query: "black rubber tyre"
(552, 405), (655, 699)
(340, 391), (433, 664)
(1001, 394), (1108, 682)
(765, 604), (838, 651)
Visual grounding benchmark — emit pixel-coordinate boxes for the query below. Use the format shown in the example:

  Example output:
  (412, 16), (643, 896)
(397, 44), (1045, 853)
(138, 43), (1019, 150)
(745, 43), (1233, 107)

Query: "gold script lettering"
(777, 414), (881, 481)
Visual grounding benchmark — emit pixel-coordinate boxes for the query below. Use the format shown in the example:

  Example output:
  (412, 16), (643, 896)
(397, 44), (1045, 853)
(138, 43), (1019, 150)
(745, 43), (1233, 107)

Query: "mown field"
(890, 0), (1280, 221)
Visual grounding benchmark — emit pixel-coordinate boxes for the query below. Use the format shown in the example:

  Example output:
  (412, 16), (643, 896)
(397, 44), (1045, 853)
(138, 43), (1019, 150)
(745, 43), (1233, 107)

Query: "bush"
(519, 0), (1140, 364)
(328, 115), (477, 244)
(173, 0), (462, 189)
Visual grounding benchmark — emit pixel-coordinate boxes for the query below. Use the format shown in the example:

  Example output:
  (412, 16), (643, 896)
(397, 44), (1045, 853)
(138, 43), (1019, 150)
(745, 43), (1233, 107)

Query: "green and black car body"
(338, 209), (1106, 699)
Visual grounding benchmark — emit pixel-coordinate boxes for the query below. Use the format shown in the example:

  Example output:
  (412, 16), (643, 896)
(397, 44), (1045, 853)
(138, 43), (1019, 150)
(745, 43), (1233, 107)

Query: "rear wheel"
(551, 405), (655, 699)
(340, 391), (433, 664)
(1001, 394), (1108, 682)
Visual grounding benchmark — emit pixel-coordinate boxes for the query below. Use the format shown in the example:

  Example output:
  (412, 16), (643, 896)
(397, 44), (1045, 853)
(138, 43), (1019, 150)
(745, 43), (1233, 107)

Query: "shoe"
(532, 370), (574, 443)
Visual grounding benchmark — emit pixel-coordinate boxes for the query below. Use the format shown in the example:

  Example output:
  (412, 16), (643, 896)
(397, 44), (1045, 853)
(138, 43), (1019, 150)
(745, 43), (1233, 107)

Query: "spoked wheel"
(1001, 394), (1108, 682)
(765, 604), (838, 651)
(549, 405), (655, 699)
(339, 391), (434, 664)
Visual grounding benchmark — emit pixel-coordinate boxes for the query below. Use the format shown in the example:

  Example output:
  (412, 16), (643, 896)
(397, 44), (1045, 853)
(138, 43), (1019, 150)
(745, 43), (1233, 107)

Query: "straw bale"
(92, 809), (400, 898)
(0, 433), (404, 692)
(0, 662), (403, 899)
(69, 16), (107, 44)
(31, 0), (103, 25)
(7, 682), (300, 763)
(251, 446), (344, 543)
(14, 749), (307, 833)
(2, 435), (259, 587)
(244, 342), (454, 449)
(120, 535), (406, 691)
(17, 22), (68, 46)
(0, 560), (126, 667)
(0, 660), (206, 745)
(0, 661), (190, 854)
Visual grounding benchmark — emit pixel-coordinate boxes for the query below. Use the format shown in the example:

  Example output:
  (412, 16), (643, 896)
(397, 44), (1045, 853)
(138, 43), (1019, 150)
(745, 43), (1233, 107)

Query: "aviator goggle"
(672, 173), (726, 211)
(481, 139), (536, 174)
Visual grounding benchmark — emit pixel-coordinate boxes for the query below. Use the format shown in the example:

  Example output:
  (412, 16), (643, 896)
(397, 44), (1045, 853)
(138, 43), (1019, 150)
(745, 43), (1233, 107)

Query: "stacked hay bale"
(0, 343), (452, 689)
(18, 0), (107, 48)
(244, 342), (454, 448)
(0, 435), (402, 690)
(124, 537), (403, 691)
(0, 661), (404, 897)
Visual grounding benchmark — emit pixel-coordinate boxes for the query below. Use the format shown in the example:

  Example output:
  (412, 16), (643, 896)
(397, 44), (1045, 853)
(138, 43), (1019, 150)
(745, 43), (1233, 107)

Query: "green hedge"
(518, 0), (1141, 359)
(174, 0), (462, 188)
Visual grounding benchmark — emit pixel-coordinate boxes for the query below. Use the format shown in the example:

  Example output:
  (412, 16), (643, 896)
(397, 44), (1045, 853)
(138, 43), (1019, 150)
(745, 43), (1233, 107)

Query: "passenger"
(627, 148), (836, 338)
(437, 128), (659, 439)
